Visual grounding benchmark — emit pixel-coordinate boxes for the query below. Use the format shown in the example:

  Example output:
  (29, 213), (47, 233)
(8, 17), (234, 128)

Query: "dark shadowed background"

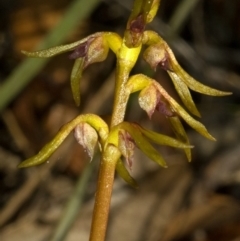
(0, 0), (240, 240)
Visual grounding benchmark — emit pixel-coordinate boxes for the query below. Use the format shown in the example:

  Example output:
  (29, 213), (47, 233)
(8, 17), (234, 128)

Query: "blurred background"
(0, 0), (240, 240)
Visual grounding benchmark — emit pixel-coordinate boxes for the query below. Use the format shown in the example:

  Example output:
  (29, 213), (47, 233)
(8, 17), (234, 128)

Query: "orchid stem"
(89, 54), (132, 241)
(89, 146), (121, 241)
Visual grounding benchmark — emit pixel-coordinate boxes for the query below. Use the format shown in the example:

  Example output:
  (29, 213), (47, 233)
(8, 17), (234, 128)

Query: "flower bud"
(74, 122), (98, 161)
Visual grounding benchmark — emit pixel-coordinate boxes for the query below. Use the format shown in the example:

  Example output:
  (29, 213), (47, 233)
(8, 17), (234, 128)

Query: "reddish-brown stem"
(89, 145), (121, 241)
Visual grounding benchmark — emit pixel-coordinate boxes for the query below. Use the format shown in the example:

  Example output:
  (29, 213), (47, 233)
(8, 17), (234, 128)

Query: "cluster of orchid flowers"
(18, 4), (230, 187)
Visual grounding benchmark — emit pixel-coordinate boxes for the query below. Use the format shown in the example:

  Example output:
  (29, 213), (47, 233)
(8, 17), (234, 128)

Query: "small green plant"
(18, 0), (231, 240)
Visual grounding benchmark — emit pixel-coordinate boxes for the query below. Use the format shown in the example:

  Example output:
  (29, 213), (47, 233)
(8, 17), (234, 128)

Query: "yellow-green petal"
(18, 114), (109, 168)
(116, 159), (138, 188)
(170, 100), (215, 140)
(71, 58), (84, 106)
(165, 45), (232, 96)
(18, 123), (75, 168)
(153, 81), (215, 140)
(175, 63), (231, 96)
(168, 116), (192, 161)
(21, 33), (102, 58)
(168, 71), (201, 117)
(118, 122), (167, 167)
(135, 124), (193, 149)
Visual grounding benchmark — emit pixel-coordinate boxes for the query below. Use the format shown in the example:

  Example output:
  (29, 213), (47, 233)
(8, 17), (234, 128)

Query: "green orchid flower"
(142, 30), (231, 117)
(22, 32), (122, 106)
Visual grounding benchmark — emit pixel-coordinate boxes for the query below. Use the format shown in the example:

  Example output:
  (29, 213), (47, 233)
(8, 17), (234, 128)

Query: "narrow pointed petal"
(168, 71), (201, 117)
(18, 139), (63, 168)
(134, 124), (193, 149)
(131, 132), (167, 167)
(18, 123), (73, 168)
(119, 123), (167, 167)
(116, 159), (138, 188)
(146, 0), (161, 23)
(21, 34), (101, 58)
(166, 46), (232, 96)
(175, 64), (231, 96)
(153, 81), (216, 140)
(18, 114), (109, 168)
(70, 58), (84, 106)
(170, 99), (215, 140)
(169, 117), (192, 161)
